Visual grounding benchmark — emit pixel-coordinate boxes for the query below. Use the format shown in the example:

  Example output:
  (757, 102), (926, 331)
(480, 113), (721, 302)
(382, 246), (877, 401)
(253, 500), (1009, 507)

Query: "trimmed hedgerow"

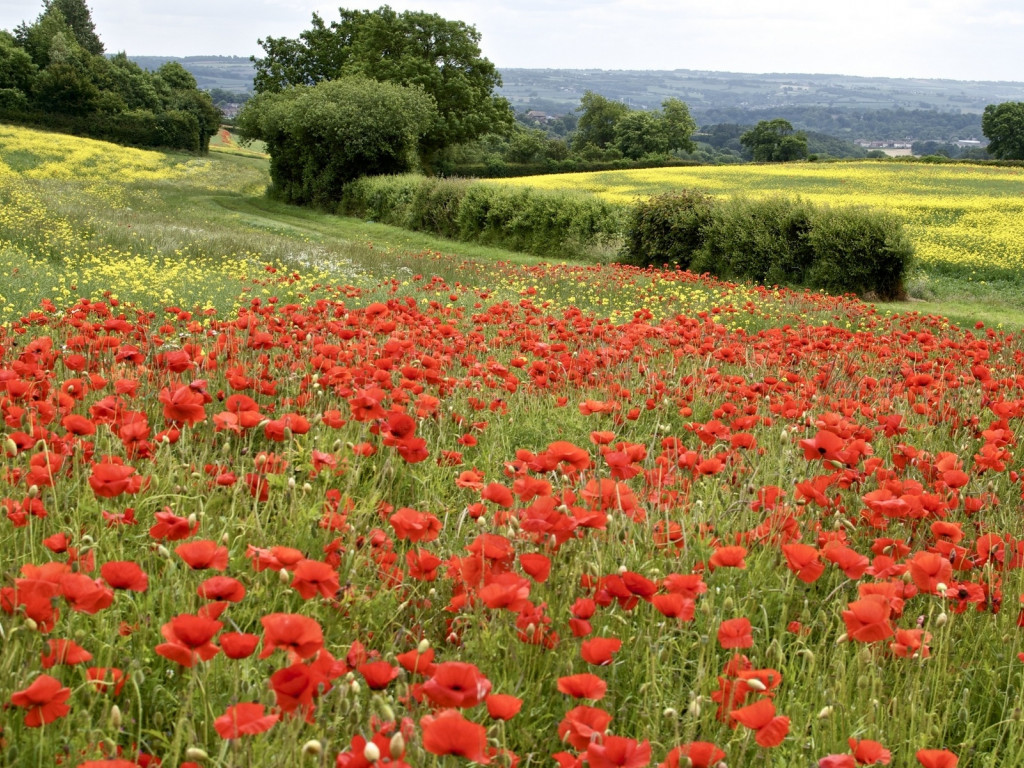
(620, 191), (913, 300)
(342, 175), (624, 260)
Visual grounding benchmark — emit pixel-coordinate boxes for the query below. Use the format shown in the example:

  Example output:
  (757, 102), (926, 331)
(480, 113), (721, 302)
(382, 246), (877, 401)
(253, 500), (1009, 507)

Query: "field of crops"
(2, 125), (1024, 768)
(492, 162), (1024, 283)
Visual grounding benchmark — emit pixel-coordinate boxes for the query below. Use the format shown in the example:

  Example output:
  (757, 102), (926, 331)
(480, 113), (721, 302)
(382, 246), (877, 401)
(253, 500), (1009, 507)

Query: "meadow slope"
(1, 126), (1023, 768)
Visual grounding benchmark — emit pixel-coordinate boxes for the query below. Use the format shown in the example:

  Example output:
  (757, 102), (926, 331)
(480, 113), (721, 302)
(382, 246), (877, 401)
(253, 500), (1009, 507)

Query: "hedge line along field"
(490, 161), (1024, 284)
(2, 125), (1024, 768)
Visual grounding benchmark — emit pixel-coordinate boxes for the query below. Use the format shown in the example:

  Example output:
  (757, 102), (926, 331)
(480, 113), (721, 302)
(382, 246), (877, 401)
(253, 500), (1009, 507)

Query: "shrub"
(342, 174), (623, 260)
(620, 190), (714, 269)
(690, 196), (815, 284)
(805, 206), (913, 300)
(620, 190), (913, 298)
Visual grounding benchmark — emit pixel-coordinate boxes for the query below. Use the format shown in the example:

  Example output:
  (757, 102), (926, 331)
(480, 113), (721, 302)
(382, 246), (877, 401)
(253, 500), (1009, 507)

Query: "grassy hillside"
(3, 124), (1024, 768)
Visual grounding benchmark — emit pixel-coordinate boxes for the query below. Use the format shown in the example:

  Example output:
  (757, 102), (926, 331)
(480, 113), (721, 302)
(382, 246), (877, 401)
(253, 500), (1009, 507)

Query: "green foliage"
(620, 192), (912, 299)
(740, 118), (809, 162)
(0, 1), (220, 152)
(805, 206), (914, 299)
(341, 174), (624, 259)
(251, 6), (512, 166)
(620, 190), (713, 268)
(691, 196), (815, 285)
(237, 77), (437, 207)
(42, 0), (102, 54)
(574, 90), (631, 151)
(577, 94), (696, 160)
(982, 102), (1024, 160)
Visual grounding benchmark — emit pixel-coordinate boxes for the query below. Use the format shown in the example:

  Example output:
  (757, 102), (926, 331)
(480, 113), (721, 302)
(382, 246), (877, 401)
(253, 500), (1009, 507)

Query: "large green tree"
(237, 76), (437, 207)
(251, 6), (511, 168)
(982, 102), (1024, 160)
(574, 91), (630, 152)
(740, 118), (808, 162)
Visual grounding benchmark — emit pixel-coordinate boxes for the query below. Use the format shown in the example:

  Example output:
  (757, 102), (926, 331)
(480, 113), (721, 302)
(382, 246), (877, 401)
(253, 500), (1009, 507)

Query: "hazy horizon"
(2, 1), (1022, 83)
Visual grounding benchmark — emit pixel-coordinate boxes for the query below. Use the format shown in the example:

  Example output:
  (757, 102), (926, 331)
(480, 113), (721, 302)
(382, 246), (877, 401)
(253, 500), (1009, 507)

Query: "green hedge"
(621, 192), (913, 299)
(0, 107), (206, 152)
(341, 175), (625, 260)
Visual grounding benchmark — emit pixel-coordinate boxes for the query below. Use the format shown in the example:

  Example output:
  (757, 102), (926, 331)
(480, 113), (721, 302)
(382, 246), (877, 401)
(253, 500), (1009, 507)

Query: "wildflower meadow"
(1, 125), (1022, 768)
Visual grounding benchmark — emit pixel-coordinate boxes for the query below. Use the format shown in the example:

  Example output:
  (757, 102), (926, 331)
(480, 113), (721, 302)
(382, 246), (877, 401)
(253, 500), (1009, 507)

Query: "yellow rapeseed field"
(490, 162), (1024, 277)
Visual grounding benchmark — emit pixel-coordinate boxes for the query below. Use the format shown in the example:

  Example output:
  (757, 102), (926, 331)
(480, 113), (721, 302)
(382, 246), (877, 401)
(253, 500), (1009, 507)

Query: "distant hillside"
(131, 56), (1024, 140)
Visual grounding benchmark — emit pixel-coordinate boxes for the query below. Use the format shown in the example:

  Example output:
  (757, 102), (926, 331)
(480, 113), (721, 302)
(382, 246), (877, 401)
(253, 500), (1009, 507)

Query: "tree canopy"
(237, 76), (437, 207)
(251, 5), (512, 166)
(740, 119), (809, 162)
(1, 0), (219, 152)
(981, 102), (1024, 160)
(575, 92), (696, 160)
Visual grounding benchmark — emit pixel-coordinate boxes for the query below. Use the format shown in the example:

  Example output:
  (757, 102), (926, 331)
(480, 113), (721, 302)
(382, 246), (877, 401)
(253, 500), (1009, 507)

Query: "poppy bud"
(109, 704), (122, 730)
(279, 568), (290, 584)
(302, 483), (313, 493)
(25, 617), (38, 632)
(417, 638), (431, 653)
(28, 484), (39, 498)
(817, 706), (834, 719)
(663, 707), (678, 719)
(363, 742), (380, 762)
(389, 732), (405, 757)
(185, 748), (209, 761)
(349, 679), (361, 694)
(746, 678), (767, 692)
(3, 436), (17, 455)
(936, 612), (948, 627)
(687, 698), (701, 717)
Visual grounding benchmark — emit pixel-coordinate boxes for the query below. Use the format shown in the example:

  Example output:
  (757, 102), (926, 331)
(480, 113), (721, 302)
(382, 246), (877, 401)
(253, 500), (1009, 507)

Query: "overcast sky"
(2, 0), (1022, 82)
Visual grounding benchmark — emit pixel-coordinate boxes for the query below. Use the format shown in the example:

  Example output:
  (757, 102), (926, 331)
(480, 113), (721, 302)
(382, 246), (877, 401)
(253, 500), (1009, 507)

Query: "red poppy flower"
(782, 543), (825, 583)
(520, 552), (551, 582)
(842, 595), (894, 643)
(89, 459), (142, 498)
(729, 697), (790, 747)
(661, 742), (726, 768)
(9, 674), (72, 726)
(396, 646), (436, 676)
(40, 638), (92, 668)
(149, 508), (198, 540)
(708, 545), (747, 570)
(60, 573), (115, 614)
(100, 561), (148, 592)
(849, 738), (891, 765)
(421, 709), (490, 763)
(389, 507), (442, 542)
(175, 540), (229, 571)
(718, 617), (754, 649)
(358, 660), (401, 690)
(586, 735), (651, 768)
(85, 667), (127, 696)
(259, 613), (324, 661)
(558, 705), (612, 751)
(581, 636), (622, 666)
(155, 614), (222, 667)
(214, 702), (280, 739)
(197, 575), (246, 602)
(557, 673), (607, 700)
(290, 559), (340, 600)
(916, 750), (958, 768)
(220, 632), (260, 659)
(485, 693), (523, 720)
(422, 661), (492, 708)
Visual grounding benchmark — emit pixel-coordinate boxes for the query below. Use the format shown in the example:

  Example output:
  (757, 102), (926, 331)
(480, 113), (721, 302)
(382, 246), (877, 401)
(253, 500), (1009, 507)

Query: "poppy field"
(2, 126), (1024, 768)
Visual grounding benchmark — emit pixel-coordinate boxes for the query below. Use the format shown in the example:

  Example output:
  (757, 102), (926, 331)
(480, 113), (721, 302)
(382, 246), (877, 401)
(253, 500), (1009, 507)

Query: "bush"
(620, 190), (713, 269)
(620, 190), (913, 299)
(342, 174), (624, 260)
(805, 206), (913, 300)
(690, 196), (815, 285)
